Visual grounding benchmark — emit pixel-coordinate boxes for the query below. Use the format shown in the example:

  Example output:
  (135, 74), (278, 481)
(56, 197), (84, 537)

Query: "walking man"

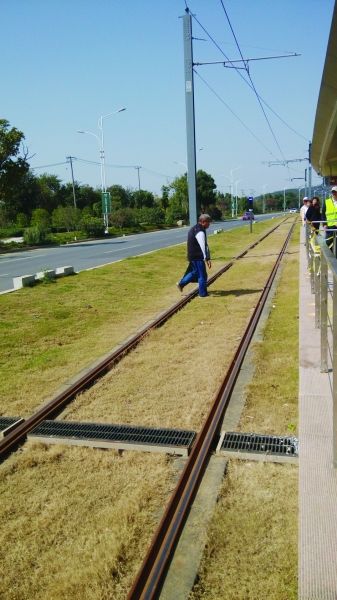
(177, 214), (212, 297)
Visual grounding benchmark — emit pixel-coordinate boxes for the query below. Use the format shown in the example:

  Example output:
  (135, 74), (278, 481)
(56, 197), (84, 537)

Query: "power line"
(189, 6), (307, 142)
(194, 70), (277, 158)
(31, 161), (68, 169)
(218, 0), (286, 161)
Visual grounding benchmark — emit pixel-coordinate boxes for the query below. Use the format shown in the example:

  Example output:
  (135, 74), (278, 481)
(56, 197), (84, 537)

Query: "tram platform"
(299, 228), (337, 598)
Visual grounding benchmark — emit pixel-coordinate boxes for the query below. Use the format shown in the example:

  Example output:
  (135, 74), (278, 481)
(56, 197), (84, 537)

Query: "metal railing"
(306, 223), (337, 466)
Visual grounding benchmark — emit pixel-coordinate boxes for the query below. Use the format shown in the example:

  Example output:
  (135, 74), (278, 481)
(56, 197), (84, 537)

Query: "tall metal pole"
(98, 116), (108, 231)
(183, 10), (198, 225)
(66, 156), (77, 208)
(135, 166), (141, 191)
(308, 141), (312, 199)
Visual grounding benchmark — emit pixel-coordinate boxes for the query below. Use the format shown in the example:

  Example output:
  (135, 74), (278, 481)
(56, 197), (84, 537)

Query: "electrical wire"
(218, 0), (286, 161)
(189, 5), (308, 142)
(194, 70), (277, 157)
(30, 161), (68, 170)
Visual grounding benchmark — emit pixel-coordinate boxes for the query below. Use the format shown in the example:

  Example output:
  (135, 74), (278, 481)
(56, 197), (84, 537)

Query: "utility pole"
(183, 8), (198, 225)
(308, 142), (312, 199)
(66, 156), (77, 208)
(135, 166), (141, 191)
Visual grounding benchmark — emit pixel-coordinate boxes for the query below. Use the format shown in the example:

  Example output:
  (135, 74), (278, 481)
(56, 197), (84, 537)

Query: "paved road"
(0, 215), (279, 293)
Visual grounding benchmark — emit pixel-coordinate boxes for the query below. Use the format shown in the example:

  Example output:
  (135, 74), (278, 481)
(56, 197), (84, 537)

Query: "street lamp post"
(234, 180), (240, 217)
(220, 167), (241, 218)
(77, 107), (126, 232)
(261, 184), (267, 213)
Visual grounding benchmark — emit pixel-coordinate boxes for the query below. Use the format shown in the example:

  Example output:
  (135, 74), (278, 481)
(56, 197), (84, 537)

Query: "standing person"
(305, 196), (321, 232)
(177, 214), (212, 298)
(300, 197), (309, 226)
(322, 186), (337, 250)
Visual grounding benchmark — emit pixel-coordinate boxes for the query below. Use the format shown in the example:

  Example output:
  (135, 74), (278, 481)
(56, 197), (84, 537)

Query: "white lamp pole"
(234, 179), (240, 217)
(230, 166), (241, 218)
(77, 107), (126, 231)
(98, 107), (126, 193)
(262, 184), (267, 213)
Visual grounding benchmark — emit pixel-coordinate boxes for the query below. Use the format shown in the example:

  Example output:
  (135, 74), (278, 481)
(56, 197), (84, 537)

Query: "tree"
(160, 185), (170, 210)
(136, 206), (165, 225)
(76, 185), (100, 210)
(30, 208), (51, 229)
(168, 174), (188, 220)
(35, 174), (62, 212)
(80, 216), (105, 237)
(108, 184), (131, 210)
(165, 198), (186, 224)
(16, 212), (29, 228)
(52, 206), (81, 231)
(111, 208), (136, 229)
(0, 119), (30, 220)
(196, 170), (216, 211)
(131, 189), (155, 209)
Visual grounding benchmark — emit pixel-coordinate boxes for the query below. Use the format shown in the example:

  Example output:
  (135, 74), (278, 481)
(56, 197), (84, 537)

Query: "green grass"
(0, 219), (284, 417)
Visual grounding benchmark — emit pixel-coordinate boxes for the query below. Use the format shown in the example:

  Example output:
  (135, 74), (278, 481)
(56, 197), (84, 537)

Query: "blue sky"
(2, 0), (335, 198)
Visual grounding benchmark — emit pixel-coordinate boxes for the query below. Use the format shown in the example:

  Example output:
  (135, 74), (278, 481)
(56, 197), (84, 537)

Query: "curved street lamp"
(77, 107), (126, 231)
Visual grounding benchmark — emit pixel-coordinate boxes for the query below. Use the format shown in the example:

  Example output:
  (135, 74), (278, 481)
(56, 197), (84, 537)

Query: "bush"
(110, 208), (137, 229)
(0, 226), (24, 239)
(136, 207), (165, 225)
(80, 216), (105, 237)
(23, 226), (48, 245)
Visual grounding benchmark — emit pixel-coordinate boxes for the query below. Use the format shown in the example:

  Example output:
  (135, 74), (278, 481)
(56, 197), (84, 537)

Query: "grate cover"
(28, 420), (196, 455)
(0, 416), (23, 437)
(220, 431), (298, 456)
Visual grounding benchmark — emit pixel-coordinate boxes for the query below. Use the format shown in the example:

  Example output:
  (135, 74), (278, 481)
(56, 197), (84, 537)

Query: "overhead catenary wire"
(194, 69), (277, 158)
(217, 0), (287, 162)
(188, 4), (308, 143)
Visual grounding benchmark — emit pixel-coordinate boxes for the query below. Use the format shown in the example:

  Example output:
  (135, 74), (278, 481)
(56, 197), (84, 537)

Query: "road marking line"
(103, 244), (140, 254)
(0, 254), (47, 264)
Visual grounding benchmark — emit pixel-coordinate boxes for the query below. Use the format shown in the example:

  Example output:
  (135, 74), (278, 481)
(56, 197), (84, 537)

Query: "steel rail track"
(127, 221), (296, 600)
(0, 218), (289, 461)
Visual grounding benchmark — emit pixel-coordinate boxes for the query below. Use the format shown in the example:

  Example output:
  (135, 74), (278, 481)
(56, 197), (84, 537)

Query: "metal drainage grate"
(220, 431), (298, 457)
(28, 420), (196, 456)
(0, 417), (24, 438)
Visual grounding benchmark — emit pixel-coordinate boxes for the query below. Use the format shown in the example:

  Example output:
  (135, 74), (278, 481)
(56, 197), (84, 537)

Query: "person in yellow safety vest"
(322, 186), (337, 251)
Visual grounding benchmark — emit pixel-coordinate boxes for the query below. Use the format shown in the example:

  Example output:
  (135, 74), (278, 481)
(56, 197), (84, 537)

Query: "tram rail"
(127, 221), (296, 599)
(0, 217), (291, 464)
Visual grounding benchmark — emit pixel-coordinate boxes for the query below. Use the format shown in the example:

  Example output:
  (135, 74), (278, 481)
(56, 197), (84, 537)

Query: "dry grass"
(0, 218), (294, 600)
(62, 223), (292, 431)
(0, 444), (174, 600)
(189, 227), (299, 599)
(190, 461), (298, 600)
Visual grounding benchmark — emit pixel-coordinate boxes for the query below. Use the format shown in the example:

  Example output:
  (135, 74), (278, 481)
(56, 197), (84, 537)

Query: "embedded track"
(0, 217), (291, 464)
(127, 221), (296, 599)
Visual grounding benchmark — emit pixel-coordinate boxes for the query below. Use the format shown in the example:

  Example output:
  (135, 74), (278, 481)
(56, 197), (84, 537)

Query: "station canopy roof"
(311, 1), (337, 178)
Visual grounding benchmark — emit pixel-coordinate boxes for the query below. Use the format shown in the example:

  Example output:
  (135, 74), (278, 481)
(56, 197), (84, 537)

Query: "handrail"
(307, 226), (337, 466)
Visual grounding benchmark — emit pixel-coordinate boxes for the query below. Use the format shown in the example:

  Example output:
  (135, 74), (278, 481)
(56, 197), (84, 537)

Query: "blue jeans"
(179, 260), (208, 297)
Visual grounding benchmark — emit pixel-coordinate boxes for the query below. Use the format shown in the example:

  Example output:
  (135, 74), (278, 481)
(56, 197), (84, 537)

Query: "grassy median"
(0, 218), (284, 417)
